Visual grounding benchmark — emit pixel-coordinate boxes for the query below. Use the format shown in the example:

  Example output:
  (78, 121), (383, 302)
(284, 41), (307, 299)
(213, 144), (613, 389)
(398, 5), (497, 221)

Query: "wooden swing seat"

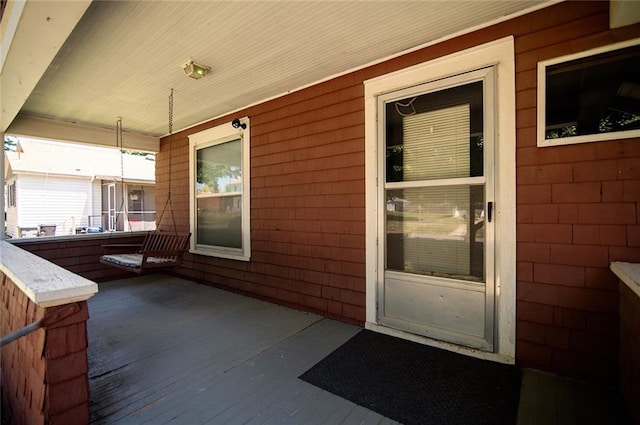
(100, 231), (191, 274)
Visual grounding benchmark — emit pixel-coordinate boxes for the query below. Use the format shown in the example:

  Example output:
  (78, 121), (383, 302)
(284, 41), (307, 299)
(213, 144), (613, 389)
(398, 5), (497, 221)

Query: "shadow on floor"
(517, 369), (631, 424)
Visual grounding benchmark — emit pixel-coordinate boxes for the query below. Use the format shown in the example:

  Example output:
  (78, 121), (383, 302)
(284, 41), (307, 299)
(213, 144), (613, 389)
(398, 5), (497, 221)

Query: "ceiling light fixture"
(182, 60), (211, 79)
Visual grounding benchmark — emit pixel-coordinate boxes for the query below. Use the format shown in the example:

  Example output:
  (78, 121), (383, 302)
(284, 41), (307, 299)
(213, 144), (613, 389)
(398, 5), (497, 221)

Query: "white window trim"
(363, 36), (516, 363)
(188, 117), (251, 261)
(537, 38), (640, 148)
(8, 181), (16, 207)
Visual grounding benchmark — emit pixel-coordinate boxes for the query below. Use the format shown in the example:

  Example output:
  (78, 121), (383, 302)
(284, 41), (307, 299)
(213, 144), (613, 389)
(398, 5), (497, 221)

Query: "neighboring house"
(4, 138), (156, 238)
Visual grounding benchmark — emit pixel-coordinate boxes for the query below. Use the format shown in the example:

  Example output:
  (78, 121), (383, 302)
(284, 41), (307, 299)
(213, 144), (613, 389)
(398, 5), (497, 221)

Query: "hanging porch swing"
(100, 89), (191, 274)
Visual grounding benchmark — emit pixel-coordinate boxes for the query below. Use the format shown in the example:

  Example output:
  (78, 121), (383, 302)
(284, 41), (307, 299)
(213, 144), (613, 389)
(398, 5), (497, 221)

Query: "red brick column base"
(1, 273), (90, 425)
(619, 281), (640, 425)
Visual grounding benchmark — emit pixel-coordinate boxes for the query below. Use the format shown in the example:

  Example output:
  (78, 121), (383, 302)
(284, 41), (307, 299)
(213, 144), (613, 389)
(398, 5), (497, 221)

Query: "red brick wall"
(1, 273), (91, 425)
(619, 281), (640, 424)
(154, 0), (640, 382)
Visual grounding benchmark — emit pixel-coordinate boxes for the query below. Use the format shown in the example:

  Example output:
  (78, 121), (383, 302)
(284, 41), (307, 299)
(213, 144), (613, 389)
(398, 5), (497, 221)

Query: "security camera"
(231, 118), (246, 129)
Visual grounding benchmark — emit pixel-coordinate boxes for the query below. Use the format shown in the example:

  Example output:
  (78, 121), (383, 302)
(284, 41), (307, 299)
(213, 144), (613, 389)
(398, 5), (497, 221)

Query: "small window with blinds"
(385, 80), (485, 282)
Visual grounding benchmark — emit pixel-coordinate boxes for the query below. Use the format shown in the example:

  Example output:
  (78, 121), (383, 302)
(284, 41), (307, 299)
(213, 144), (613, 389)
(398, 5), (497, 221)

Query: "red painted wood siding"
(14, 234), (147, 282)
(154, 1), (640, 383)
(158, 79), (367, 324)
(512, 2), (640, 385)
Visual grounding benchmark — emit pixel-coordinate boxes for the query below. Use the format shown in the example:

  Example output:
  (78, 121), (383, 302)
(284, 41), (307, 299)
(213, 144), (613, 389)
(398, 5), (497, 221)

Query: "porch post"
(0, 241), (98, 425)
(1, 132), (5, 241)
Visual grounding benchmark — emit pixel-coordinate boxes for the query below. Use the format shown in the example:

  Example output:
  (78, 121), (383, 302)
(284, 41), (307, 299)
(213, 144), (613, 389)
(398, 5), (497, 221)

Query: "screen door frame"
(377, 68), (496, 351)
(363, 37), (517, 363)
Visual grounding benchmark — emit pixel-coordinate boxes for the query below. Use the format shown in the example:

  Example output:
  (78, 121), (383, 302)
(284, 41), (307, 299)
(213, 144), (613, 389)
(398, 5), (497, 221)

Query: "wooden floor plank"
(88, 275), (373, 425)
(88, 274), (630, 425)
(131, 320), (359, 424)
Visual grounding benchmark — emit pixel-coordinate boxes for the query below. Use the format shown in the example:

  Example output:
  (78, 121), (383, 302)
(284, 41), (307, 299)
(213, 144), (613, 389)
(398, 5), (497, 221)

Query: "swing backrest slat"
(100, 231), (191, 274)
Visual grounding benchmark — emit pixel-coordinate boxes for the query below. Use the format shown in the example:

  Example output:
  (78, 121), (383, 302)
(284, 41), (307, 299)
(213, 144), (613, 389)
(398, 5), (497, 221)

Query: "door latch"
(488, 201), (493, 223)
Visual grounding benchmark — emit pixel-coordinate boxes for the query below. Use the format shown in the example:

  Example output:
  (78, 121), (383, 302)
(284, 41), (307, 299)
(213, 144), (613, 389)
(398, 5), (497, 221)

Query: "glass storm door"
(378, 68), (495, 351)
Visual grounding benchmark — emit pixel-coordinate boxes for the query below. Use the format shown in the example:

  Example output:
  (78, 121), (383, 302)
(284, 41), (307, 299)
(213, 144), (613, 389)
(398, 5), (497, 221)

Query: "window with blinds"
(385, 81), (485, 282)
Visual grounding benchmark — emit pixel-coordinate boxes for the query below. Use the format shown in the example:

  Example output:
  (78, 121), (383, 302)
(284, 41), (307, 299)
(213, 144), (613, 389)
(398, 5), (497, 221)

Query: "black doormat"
(299, 330), (522, 425)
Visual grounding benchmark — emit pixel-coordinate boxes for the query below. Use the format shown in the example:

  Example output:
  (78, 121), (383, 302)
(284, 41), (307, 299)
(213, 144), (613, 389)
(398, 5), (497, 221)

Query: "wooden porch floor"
(87, 275), (629, 425)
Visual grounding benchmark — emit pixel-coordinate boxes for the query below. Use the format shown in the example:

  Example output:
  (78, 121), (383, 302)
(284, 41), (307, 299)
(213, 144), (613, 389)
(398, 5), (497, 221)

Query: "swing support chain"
(113, 117), (132, 232)
(156, 88), (178, 234)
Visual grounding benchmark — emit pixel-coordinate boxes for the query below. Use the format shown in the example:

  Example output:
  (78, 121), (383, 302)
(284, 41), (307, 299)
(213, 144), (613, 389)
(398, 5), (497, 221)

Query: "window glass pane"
(196, 139), (242, 194)
(386, 185), (485, 282)
(8, 183), (16, 207)
(196, 139), (242, 250)
(197, 195), (242, 248)
(126, 185), (156, 231)
(545, 44), (640, 140)
(385, 81), (484, 182)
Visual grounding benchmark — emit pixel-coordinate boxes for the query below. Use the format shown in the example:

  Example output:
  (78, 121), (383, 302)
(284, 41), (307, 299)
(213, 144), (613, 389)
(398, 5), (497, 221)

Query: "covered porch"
(87, 274), (628, 425)
(2, 1), (640, 424)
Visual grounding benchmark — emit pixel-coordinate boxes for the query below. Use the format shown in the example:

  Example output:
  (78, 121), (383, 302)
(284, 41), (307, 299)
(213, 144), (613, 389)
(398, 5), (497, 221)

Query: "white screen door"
(108, 183), (117, 231)
(378, 67), (496, 351)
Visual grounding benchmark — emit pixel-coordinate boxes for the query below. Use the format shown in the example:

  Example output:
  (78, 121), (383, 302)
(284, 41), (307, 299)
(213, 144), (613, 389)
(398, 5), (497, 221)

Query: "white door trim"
(363, 36), (516, 363)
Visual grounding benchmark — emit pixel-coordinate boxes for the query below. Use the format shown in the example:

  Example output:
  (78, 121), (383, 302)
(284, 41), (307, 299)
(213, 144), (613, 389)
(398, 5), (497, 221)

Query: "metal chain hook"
(168, 88), (173, 196)
(157, 88), (177, 233)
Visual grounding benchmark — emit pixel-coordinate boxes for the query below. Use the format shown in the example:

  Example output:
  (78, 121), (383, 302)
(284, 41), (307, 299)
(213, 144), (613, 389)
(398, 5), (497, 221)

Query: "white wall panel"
(17, 174), (96, 235)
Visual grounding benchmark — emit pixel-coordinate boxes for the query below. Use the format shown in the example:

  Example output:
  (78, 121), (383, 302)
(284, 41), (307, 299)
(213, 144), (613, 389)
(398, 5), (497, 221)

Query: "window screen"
(542, 43), (640, 144)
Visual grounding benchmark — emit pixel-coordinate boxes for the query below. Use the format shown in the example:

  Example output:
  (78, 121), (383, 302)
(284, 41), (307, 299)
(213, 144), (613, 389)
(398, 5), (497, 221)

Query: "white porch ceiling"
(2, 0), (553, 151)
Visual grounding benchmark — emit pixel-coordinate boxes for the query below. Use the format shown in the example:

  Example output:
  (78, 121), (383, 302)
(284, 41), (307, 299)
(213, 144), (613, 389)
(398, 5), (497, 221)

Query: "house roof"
(4, 138), (155, 183)
(1, 0), (554, 151)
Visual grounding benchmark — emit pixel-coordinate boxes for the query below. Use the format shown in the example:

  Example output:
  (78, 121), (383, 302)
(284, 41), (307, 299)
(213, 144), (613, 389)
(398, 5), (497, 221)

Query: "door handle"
(487, 201), (493, 223)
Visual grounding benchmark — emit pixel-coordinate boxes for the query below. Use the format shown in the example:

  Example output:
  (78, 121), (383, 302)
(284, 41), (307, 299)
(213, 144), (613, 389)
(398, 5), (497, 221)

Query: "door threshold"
(365, 321), (515, 365)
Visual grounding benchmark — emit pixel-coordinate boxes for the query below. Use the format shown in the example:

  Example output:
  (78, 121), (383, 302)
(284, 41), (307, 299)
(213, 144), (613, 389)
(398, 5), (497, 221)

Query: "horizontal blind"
(397, 186), (471, 277)
(402, 104), (470, 181)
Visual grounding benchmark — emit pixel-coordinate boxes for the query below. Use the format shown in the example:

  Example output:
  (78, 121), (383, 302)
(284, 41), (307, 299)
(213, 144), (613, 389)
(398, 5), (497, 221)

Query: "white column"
(1, 133), (5, 240)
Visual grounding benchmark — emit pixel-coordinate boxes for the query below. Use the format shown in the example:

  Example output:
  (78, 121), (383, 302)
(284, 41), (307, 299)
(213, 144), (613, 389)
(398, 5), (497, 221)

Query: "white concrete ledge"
(611, 261), (640, 299)
(10, 230), (149, 244)
(0, 241), (98, 307)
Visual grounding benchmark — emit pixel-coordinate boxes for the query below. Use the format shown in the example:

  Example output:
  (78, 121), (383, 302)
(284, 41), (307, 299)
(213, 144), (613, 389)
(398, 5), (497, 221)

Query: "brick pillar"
(43, 302), (91, 425)
(619, 281), (640, 424)
(1, 275), (47, 425)
(1, 273), (91, 425)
